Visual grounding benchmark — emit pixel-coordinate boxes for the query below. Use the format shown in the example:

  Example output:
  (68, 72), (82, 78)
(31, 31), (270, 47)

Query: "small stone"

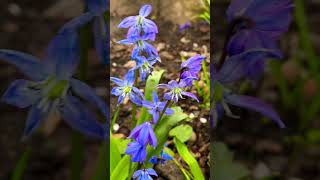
(200, 118), (207, 123)
(124, 60), (136, 68)
(189, 113), (195, 119)
(8, 3), (22, 16)
(253, 162), (271, 179)
(156, 42), (166, 52)
(112, 62), (117, 67)
(160, 51), (174, 60)
(113, 124), (120, 131)
(180, 37), (191, 44)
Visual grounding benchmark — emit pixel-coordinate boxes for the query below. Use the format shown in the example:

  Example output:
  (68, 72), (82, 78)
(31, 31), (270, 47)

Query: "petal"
(44, 31), (80, 80)
(151, 109), (159, 124)
(133, 170), (143, 178)
(117, 39), (134, 45)
(181, 91), (199, 102)
(129, 92), (143, 106)
(128, 124), (144, 139)
(149, 156), (158, 164)
(225, 94), (285, 128)
(93, 16), (110, 64)
(61, 95), (106, 138)
(118, 16), (138, 28)
(117, 94), (126, 105)
(23, 105), (48, 138)
(110, 77), (124, 86)
(162, 152), (173, 161)
(143, 19), (158, 33)
(158, 84), (172, 90)
(152, 91), (158, 103)
(0, 49), (45, 81)
(2, 80), (40, 108)
(142, 100), (154, 109)
(125, 70), (136, 85)
(146, 168), (158, 176)
(139, 4), (152, 17)
(164, 107), (174, 115)
(70, 79), (108, 119)
(111, 87), (123, 96)
(59, 12), (95, 33)
(148, 128), (157, 147)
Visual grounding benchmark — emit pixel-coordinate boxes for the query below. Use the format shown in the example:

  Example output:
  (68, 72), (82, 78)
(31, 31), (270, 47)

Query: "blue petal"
(139, 4), (152, 17)
(149, 156), (158, 164)
(111, 87), (123, 96)
(44, 32), (80, 80)
(59, 12), (95, 33)
(0, 49), (46, 81)
(110, 77), (125, 86)
(61, 95), (106, 138)
(117, 94), (126, 105)
(152, 91), (158, 103)
(118, 16), (138, 28)
(133, 170), (143, 179)
(143, 19), (158, 33)
(2, 79), (39, 108)
(23, 105), (48, 138)
(93, 16), (110, 64)
(124, 70), (136, 85)
(225, 94), (285, 128)
(70, 79), (109, 119)
(181, 91), (199, 102)
(142, 100), (154, 109)
(158, 84), (172, 90)
(118, 38), (134, 45)
(146, 168), (158, 176)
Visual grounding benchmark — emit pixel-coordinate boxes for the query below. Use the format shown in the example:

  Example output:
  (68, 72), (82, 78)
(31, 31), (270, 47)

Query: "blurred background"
(0, 0), (107, 179)
(213, 0), (320, 179)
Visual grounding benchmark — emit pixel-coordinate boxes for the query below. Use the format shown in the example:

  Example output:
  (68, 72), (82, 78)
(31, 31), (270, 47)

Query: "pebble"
(189, 113), (195, 119)
(159, 51), (174, 60)
(113, 124), (120, 131)
(200, 118), (207, 123)
(180, 37), (191, 44)
(156, 42), (166, 51)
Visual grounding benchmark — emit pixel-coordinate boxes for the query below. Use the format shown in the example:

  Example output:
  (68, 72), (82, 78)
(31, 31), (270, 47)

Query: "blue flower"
(118, 4), (158, 41)
(128, 122), (157, 147)
(111, 70), (144, 106)
(59, 0), (109, 64)
(226, 0), (293, 55)
(211, 49), (285, 128)
(133, 168), (158, 180)
(0, 32), (108, 139)
(179, 22), (192, 33)
(180, 55), (205, 86)
(158, 80), (199, 103)
(142, 91), (174, 124)
(118, 34), (159, 60)
(149, 150), (173, 164)
(131, 56), (159, 81)
(125, 141), (147, 163)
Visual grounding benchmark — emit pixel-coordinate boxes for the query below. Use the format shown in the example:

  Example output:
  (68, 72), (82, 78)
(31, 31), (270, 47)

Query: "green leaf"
(110, 137), (122, 173)
(138, 70), (164, 125)
(212, 142), (249, 180)
(306, 129), (320, 144)
(169, 124), (193, 143)
(110, 155), (130, 180)
(174, 138), (205, 180)
(146, 107), (188, 163)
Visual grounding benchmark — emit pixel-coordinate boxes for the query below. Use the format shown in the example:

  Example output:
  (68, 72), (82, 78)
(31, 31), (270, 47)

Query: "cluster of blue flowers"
(111, 4), (205, 180)
(0, 0), (109, 139)
(212, 0), (293, 127)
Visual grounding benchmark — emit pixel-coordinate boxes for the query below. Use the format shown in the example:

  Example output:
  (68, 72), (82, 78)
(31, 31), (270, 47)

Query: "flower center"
(123, 86), (132, 94)
(137, 40), (144, 47)
(47, 80), (69, 100)
(174, 88), (182, 94)
(137, 16), (144, 25)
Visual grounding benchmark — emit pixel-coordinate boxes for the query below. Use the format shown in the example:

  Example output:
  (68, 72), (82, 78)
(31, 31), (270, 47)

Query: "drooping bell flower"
(128, 122), (157, 147)
(180, 54), (205, 86)
(125, 141), (147, 163)
(133, 168), (158, 180)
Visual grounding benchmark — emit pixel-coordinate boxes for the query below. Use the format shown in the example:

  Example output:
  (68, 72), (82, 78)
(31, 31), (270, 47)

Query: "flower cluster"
(212, 0), (293, 127)
(111, 4), (205, 179)
(0, 0), (109, 139)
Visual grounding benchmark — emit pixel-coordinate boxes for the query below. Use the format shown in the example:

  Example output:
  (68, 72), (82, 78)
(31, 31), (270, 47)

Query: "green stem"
(71, 15), (91, 180)
(11, 146), (32, 180)
(131, 69), (139, 129)
(111, 106), (120, 132)
(158, 101), (172, 122)
(294, 0), (318, 73)
(93, 142), (109, 180)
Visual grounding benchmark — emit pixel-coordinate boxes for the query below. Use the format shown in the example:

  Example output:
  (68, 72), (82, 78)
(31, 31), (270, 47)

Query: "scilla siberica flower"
(128, 122), (157, 147)
(133, 168), (158, 180)
(212, 49), (285, 128)
(111, 70), (144, 106)
(118, 4), (158, 40)
(158, 79), (199, 103)
(60, 0), (109, 64)
(226, 0), (293, 55)
(125, 141), (147, 163)
(149, 150), (173, 164)
(118, 33), (159, 60)
(0, 31), (108, 139)
(181, 54), (205, 86)
(131, 56), (158, 81)
(142, 91), (174, 124)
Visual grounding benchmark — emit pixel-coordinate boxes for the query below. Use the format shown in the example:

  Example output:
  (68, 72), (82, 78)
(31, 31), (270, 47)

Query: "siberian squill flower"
(149, 150), (173, 164)
(0, 32), (107, 139)
(118, 4), (158, 40)
(111, 70), (144, 106)
(211, 49), (285, 128)
(142, 91), (174, 124)
(226, 0), (293, 54)
(131, 56), (158, 81)
(125, 141), (147, 163)
(158, 79), (199, 103)
(118, 33), (159, 60)
(128, 122), (157, 147)
(59, 0), (109, 64)
(133, 168), (158, 180)
(180, 54), (205, 86)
